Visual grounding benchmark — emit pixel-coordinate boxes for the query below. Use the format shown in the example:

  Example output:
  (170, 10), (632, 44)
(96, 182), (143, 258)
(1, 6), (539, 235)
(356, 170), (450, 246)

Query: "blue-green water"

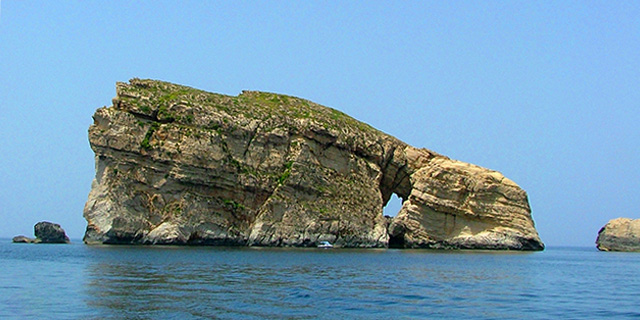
(1, 241), (638, 319)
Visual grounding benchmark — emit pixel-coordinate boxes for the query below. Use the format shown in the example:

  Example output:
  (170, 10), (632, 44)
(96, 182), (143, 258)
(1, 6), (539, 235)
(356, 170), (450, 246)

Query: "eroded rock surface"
(34, 221), (70, 243)
(83, 79), (543, 250)
(596, 218), (640, 252)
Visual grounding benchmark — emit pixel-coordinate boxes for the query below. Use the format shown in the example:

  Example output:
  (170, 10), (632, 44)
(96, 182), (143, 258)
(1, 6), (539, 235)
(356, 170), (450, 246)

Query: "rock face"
(596, 218), (640, 252)
(34, 221), (70, 243)
(83, 79), (544, 250)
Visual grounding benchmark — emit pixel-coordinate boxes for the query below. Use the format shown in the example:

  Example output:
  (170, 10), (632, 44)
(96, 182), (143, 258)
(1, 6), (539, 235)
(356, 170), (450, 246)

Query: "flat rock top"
(113, 78), (400, 152)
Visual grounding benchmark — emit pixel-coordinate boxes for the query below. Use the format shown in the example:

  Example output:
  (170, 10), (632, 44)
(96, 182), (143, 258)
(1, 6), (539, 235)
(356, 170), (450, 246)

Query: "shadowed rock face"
(34, 221), (70, 243)
(596, 218), (640, 252)
(83, 79), (543, 250)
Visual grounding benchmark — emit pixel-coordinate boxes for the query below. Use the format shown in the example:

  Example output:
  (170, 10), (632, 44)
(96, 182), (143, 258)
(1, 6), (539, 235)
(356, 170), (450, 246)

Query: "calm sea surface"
(1, 240), (638, 319)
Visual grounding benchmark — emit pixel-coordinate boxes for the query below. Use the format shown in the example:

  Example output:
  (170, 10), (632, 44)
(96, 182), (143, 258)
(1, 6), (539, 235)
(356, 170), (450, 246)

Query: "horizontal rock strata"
(83, 79), (544, 250)
(596, 218), (640, 252)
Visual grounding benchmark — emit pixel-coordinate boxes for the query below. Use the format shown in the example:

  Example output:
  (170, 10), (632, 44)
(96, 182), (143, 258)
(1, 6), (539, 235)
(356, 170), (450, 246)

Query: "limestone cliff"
(83, 79), (544, 250)
(596, 218), (640, 252)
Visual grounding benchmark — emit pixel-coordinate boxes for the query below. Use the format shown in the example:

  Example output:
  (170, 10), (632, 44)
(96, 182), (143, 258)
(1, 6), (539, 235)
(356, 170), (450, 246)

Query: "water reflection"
(83, 247), (540, 319)
(85, 248), (331, 319)
(80, 247), (639, 319)
(4, 242), (639, 319)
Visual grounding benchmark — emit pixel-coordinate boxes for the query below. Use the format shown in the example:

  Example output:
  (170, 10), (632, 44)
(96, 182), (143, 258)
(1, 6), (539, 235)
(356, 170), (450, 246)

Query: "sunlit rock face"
(596, 218), (640, 252)
(83, 79), (544, 250)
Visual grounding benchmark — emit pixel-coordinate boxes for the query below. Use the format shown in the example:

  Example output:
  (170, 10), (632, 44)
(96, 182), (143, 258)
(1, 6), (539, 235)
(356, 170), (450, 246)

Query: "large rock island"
(83, 79), (543, 250)
(596, 218), (640, 252)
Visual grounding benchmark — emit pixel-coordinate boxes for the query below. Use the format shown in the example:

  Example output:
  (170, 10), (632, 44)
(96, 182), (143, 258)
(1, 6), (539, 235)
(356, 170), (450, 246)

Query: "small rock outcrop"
(596, 218), (640, 252)
(34, 221), (70, 243)
(83, 79), (544, 250)
(12, 235), (35, 243)
(12, 222), (70, 244)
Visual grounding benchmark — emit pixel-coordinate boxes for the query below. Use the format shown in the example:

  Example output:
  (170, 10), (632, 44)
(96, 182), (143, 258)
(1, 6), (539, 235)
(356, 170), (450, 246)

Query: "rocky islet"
(82, 79), (544, 250)
(12, 221), (70, 244)
(596, 218), (640, 252)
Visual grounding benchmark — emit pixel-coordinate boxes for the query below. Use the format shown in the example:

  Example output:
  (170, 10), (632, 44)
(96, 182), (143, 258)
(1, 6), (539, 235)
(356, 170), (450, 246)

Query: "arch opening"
(383, 193), (404, 218)
(388, 232), (405, 249)
(384, 193), (406, 248)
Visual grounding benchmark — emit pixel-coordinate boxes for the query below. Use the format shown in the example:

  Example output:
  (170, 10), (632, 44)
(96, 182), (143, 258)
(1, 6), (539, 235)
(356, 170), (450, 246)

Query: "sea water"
(1, 240), (639, 319)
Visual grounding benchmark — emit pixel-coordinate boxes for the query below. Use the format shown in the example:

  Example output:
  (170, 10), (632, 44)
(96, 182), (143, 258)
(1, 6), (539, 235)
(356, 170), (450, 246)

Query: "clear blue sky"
(1, 1), (638, 247)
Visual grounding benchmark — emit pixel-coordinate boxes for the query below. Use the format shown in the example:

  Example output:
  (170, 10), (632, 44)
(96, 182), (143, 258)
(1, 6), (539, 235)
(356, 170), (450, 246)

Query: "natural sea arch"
(383, 193), (406, 248)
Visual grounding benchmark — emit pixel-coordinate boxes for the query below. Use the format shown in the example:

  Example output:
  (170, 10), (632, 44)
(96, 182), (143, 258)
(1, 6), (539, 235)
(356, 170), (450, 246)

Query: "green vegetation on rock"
(84, 78), (544, 250)
(141, 122), (160, 150)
